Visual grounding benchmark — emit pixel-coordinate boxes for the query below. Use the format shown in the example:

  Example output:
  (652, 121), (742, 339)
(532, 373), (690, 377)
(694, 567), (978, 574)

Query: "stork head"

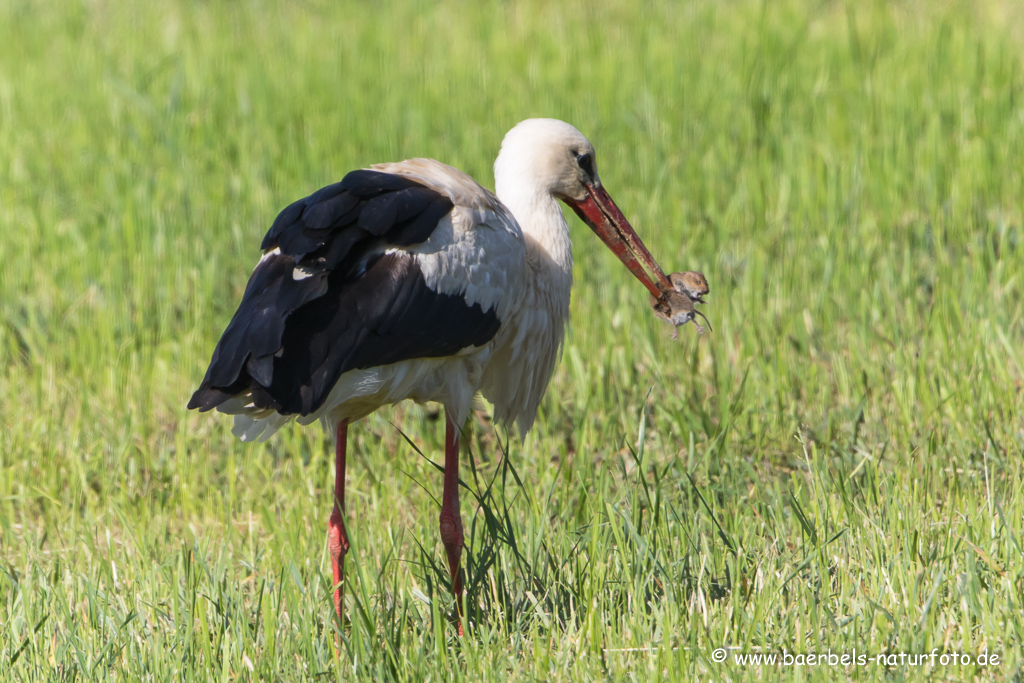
(495, 118), (671, 298)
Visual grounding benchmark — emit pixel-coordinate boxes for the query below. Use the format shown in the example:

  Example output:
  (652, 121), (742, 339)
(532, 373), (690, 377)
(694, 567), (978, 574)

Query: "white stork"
(188, 118), (671, 635)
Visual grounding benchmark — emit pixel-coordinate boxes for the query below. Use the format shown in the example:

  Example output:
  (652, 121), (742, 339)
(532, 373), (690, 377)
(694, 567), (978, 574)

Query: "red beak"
(564, 182), (672, 299)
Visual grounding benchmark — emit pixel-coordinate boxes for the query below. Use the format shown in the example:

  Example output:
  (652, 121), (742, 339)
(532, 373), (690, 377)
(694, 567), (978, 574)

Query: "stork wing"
(188, 170), (501, 416)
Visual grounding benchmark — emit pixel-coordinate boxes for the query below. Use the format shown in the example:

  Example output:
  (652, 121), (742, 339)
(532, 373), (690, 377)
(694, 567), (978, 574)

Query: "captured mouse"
(649, 271), (712, 339)
(650, 289), (712, 339)
(669, 271), (709, 304)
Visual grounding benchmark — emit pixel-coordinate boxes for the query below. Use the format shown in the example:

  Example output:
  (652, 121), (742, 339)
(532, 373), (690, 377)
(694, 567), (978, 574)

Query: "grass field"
(3, 0), (1024, 679)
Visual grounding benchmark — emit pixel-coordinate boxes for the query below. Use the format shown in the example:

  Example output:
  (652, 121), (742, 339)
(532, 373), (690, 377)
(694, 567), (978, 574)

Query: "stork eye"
(576, 152), (594, 177)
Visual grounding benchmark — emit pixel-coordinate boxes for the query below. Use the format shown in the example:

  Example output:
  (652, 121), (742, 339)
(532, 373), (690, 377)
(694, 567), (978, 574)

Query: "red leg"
(328, 419), (349, 631)
(439, 411), (465, 635)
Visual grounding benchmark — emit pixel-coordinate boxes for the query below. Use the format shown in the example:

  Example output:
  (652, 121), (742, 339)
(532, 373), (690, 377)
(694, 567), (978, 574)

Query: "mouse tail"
(693, 309), (713, 333)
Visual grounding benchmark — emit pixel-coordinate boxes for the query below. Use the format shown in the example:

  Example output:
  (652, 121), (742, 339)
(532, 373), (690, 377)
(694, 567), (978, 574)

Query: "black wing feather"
(358, 192), (401, 234)
(390, 195), (454, 246)
(302, 192), (361, 232)
(189, 169), (501, 417)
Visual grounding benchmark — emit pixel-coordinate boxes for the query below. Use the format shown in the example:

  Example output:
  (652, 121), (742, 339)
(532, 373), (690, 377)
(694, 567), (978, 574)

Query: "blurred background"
(1, 0), (1023, 679)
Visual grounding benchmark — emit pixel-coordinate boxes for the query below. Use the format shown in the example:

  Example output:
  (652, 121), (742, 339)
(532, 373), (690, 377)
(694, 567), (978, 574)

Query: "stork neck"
(498, 185), (574, 277)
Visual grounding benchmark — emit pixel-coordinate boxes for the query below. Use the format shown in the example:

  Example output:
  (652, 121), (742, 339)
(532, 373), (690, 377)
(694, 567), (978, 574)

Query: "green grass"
(2, 0), (1024, 679)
